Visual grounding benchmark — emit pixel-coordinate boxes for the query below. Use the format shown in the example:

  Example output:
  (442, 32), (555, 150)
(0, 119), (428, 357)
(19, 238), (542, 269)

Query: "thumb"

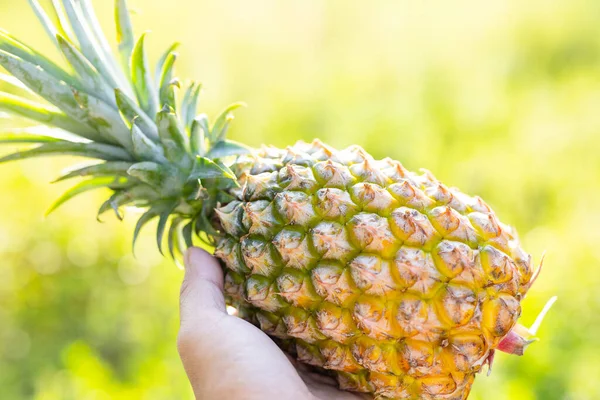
(179, 247), (226, 328)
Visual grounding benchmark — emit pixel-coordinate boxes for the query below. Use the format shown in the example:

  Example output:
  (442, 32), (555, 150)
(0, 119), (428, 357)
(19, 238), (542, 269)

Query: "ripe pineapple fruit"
(0, 1), (548, 399)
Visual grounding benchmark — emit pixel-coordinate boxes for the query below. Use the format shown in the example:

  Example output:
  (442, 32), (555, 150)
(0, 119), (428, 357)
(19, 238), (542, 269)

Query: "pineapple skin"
(215, 140), (535, 400)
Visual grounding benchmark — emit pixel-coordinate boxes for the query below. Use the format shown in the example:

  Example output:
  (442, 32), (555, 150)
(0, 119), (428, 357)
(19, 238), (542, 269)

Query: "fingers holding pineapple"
(179, 247), (226, 324)
(177, 247), (311, 399)
(177, 247), (367, 399)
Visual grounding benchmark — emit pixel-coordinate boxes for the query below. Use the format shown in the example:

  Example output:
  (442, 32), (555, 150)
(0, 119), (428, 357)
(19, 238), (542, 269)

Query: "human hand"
(177, 247), (369, 400)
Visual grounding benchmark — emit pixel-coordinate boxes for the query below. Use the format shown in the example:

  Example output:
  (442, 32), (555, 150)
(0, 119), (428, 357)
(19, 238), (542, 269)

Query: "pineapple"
(0, 1), (548, 399)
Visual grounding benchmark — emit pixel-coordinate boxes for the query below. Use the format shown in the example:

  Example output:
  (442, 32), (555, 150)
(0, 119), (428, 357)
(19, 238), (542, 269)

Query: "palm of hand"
(178, 248), (368, 400)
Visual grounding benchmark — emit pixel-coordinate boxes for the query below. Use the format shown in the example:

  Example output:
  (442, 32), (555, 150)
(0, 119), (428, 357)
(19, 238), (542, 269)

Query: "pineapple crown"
(0, 0), (251, 257)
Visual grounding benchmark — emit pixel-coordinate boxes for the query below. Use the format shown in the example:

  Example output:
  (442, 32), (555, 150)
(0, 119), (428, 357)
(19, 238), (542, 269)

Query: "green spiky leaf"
(61, 0), (121, 90)
(0, 92), (99, 141)
(79, 0), (124, 79)
(0, 72), (36, 99)
(211, 102), (245, 142)
(194, 212), (218, 245)
(28, 0), (61, 48)
(0, 130), (62, 144)
(115, 0), (135, 73)
(131, 122), (166, 163)
(167, 217), (183, 260)
(132, 207), (160, 252)
(157, 108), (189, 163)
(0, 50), (130, 148)
(54, 161), (134, 182)
(0, 50), (84, 118)
(97, 191), (124, 220)
(46, 176), (129, 216)
(207, 139), (252, 159)
(0, 141), (132, 163)
(56, 34), (114, 104)
(0, 29), (75, 85)
(190, 116), (207, 156)
(51, 0), (75, 42)
(181, 82), (201, 130)
(158, 52), (177, 109)
(156, 202), (178, 255)
(127, 161), (168, 187)
(71, 89), (132, 149)
(155, 42), (180, 85)
(131, 33), (158, 117)
(128, 161), (183, 196)
(182, 220), (194, 248)
(189, 156), (237, 182)
(97, 184), (158, 220)
(115, 88), (158, 140)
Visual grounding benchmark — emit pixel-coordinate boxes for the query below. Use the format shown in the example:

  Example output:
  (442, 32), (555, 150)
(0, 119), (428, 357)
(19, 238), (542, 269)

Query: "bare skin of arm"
(178, 247), (368, 400)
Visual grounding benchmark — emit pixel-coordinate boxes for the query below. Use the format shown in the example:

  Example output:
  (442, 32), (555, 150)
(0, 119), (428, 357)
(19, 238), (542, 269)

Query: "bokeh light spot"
(28, 241), (62, 275)
(118, 255), (150, 285)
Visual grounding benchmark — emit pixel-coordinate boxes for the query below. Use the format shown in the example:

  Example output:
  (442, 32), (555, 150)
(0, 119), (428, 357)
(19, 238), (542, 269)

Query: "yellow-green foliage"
(1, 0), (599, 399)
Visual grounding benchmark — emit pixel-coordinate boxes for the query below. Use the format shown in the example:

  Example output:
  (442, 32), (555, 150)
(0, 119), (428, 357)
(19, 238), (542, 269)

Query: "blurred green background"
(0, 0), (599, 399)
